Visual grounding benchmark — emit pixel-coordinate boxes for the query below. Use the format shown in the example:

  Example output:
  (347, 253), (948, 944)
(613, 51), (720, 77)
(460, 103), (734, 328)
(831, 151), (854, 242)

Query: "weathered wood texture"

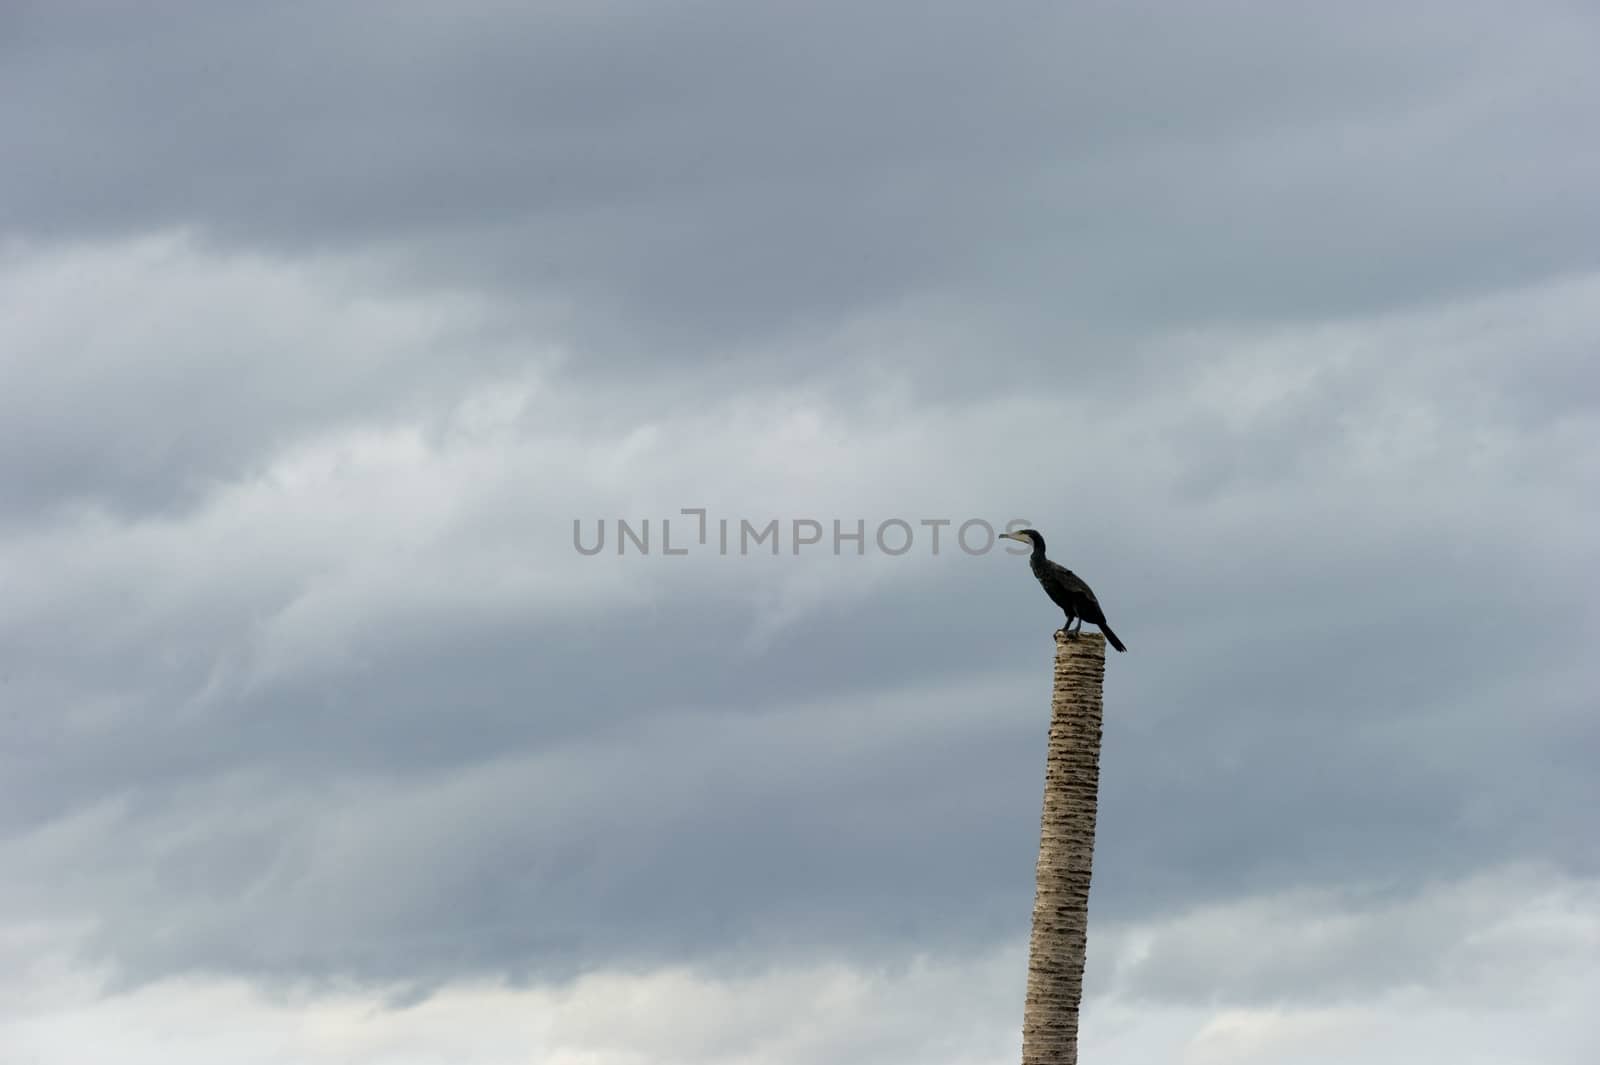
(1021, 632), (1106, 1065)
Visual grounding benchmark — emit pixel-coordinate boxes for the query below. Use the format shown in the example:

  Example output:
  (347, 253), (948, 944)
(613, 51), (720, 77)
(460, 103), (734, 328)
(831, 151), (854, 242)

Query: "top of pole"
(1053, 631), (1108, 657)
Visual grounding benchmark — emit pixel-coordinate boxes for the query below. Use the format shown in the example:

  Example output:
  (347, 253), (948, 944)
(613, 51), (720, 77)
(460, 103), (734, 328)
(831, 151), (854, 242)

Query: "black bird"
(998, 529), (1127, 652)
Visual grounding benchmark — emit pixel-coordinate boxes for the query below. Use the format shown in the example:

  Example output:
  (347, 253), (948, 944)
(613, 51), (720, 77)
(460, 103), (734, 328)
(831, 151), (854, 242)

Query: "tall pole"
(1020, 631), (1106, 1065)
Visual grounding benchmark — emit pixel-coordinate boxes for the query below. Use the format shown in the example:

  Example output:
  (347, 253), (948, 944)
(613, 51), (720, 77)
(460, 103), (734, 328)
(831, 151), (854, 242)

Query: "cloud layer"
(4, 2), (1598, 1062)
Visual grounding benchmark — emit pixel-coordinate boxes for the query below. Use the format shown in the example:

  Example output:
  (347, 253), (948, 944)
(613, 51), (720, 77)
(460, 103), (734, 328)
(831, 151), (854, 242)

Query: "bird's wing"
(1044, 561), (1100, 607)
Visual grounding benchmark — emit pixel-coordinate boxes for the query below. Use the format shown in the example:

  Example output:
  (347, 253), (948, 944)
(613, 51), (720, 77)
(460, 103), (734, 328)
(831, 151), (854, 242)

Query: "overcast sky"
(3, 3), (1598, 1063)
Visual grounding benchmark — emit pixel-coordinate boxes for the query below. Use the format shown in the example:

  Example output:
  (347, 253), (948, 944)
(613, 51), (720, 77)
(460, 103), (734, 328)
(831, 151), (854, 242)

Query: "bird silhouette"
(999, 528), (1126, 652)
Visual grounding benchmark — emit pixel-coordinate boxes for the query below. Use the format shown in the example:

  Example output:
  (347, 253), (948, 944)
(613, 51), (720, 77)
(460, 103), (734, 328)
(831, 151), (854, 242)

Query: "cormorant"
(998, 529), (1127, 652)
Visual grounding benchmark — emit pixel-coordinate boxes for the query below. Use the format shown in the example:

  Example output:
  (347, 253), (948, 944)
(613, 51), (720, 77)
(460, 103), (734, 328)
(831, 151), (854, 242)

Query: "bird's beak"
(998, 532), (1023, 542)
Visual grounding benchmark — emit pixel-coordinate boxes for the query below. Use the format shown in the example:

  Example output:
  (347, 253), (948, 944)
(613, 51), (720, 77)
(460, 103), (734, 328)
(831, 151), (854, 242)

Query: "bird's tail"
(1101, 624), (1127, 653)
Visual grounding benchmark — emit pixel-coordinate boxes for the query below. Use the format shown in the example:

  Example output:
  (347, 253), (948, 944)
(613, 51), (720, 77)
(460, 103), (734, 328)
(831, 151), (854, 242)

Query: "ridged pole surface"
(1020, 631), (1106, 1065)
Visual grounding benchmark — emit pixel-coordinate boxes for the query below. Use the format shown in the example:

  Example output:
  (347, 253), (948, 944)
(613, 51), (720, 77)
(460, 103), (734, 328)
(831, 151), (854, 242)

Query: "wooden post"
(1020, 631), (1106, 1065)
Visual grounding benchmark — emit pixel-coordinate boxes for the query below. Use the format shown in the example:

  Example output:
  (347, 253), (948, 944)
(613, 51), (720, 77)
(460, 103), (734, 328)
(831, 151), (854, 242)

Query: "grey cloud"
(5, 2), (1599, 361)
(1091, 864), (1600, 1008)
(3, 342), (1595, 989)
(8, 668), (1045, 990)
(2, 0), (1598, 1035)
(0, 238), (550, 518)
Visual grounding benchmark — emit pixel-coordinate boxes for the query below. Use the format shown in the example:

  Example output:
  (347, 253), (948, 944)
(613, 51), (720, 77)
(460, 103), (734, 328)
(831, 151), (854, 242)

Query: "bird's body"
(1001, 529), (1127, 652)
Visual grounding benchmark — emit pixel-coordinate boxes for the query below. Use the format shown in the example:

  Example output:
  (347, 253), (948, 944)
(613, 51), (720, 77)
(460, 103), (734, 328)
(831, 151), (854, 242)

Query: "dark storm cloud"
(4, 310), (1596, 991)
(5, 1), (1599, 359)
(0, 238), (550, 518)
(6, 0), (1598, 520)
(1, 0), (1597, 1011)
(7, 526), (1595, 992)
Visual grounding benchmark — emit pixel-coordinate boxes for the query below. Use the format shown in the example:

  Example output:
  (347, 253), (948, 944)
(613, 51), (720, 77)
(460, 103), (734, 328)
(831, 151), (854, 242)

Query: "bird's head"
(999, 528), (1045, 553)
